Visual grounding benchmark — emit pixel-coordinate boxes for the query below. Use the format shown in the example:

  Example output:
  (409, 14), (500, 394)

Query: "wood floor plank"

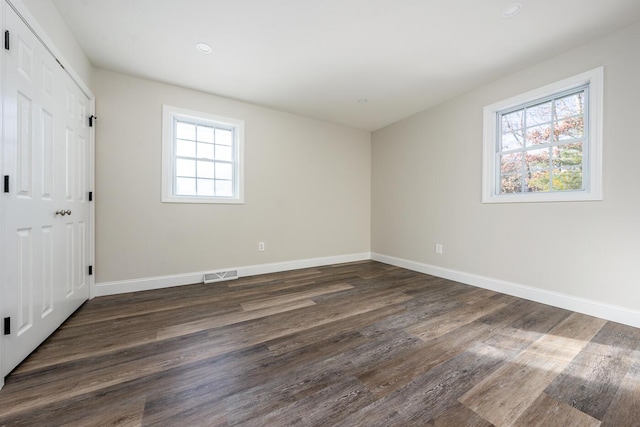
(65, 281), (280, 327)
(459, 313), (606, 426)
(480, 302), (574, 359)
(12, 302), (241, 373)
(480, 298), (571, 334)
(239, 282), (353, 311)
(453, 287), (500, 304)
(513, 392), (601, 427)
(0, 382), (148, 427)
(357, 295), (465, 339)
(227, 268), (324, 286)
(144, 393), (227, 427)
(0, 338), (232, 417)
(128, 344), (280, 424)
(1, 261), (638, 426)
(236, 377), (375, 427)
(357, 298), (567, 400)
(266, 303), (405, 355)
(65, 284), (236, 325)
(407, 295), (509, 341)
(216, 290), (413, 348)
(64, 397), (147, 427)
(357, 321), (496, 398)
(599, 360), (640, 426)
(156, 298), (316, 339)
(543, 321), (640, 420)
(335, 343), (508, 426)
(68, 269), (354, 328)
(225, 332), (423, 425)
(426, 401), (494, 427)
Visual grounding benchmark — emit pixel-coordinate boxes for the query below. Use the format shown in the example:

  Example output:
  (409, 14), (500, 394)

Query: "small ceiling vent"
(203, 270), (238, 284)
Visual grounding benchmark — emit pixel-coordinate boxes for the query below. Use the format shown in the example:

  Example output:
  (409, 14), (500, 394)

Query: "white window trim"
(482, 67), (603, 203)
(161, 104), (245, 204)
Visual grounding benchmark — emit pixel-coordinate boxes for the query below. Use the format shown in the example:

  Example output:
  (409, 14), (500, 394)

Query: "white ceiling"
(52, 0), (640, 131)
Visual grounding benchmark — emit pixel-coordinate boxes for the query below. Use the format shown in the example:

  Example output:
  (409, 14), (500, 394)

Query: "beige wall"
(372, 22), (640, 312)
(94, 69), (371, 283)
(21, 0), (93, 86)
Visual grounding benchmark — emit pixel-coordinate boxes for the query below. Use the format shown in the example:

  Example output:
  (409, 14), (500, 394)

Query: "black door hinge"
(88, 266), (93, 276)
(89, 115), (97, 127)
(88, 191), (93, 201)
(4, 30), (9, 50)
(3, 175), (9, 193)
(3, 317), (10, 335)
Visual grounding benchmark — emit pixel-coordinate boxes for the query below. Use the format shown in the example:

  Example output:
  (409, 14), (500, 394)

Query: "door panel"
(16, 92), (32, 196)
(42, 109), (53, 199)
(41, 225), (54, 316)
(16, 227), (32, 336)
(2, 3), (90, 376)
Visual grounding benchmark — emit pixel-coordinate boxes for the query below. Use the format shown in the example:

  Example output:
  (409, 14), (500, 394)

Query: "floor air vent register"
(203, 270), (238, 284)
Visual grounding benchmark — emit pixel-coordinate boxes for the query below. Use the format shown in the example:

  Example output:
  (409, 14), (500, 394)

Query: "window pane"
(176, 159), (196, 177)
(555, 117), (584, 141)
(215, 128), (233, 146)
(526, 124), (552, 146)
(176, 177), (196, 195)
(176, 139), (196, 157)
(197, 125), (214, 143)
(502, 110), (524, 132)
(215, 145), (233, 161)
(500, 153), (523, 174)
(555, 92), (584, 120)
(500, 129), (524, 151)
(553, 142), (583, 168)
(176, 121), (196, 140)
(525, 148), (550, 172)
(197, 160), (214, 179)
(216, 180), (233, 197)
(526, 101), (552, 126)
(197, 178), (215, 196)
(215, 162), (233, 180)
(500, 174), (522, 194)
(552, 168), (583, 191)
(526, 170), (550, 192)
(197, 142), (214, 159)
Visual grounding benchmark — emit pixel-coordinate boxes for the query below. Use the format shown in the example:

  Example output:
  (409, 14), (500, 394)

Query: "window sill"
(161, 195), (245, 204)
(482, 189), (602, 204)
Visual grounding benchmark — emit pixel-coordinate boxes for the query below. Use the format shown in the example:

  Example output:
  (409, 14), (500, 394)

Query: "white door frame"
(0, 0), (95, 390)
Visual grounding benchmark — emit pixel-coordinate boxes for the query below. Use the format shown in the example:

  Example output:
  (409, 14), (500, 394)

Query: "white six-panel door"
(2, 2), (91, 376)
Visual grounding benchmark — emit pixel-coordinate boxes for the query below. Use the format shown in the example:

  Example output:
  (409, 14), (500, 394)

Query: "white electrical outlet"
(435, 243), (443, 254)
(258, 242), (265, 251)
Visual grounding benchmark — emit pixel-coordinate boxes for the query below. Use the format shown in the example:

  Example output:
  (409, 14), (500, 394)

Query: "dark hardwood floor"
(1, 261), (639, 426)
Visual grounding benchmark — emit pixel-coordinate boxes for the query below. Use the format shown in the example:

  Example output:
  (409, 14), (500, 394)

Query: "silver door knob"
(55, 210), (72, 216)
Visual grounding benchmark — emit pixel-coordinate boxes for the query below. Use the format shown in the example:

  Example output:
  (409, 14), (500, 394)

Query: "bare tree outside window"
(498, 90), (586, 195)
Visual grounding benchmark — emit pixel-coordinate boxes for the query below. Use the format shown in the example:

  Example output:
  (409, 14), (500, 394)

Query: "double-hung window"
(162, 105), (244, 204)
(482, 67), (603, 203)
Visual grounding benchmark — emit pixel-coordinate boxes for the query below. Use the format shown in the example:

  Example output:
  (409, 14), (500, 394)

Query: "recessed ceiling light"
(501, 2), (523, 19)
(357, 98), (368, 104)
(195, 42), (212, 54)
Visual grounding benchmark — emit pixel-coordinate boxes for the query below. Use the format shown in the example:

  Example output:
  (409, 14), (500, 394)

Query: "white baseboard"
(371, 252), (640, 329)
(93, 252), (371, 297)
